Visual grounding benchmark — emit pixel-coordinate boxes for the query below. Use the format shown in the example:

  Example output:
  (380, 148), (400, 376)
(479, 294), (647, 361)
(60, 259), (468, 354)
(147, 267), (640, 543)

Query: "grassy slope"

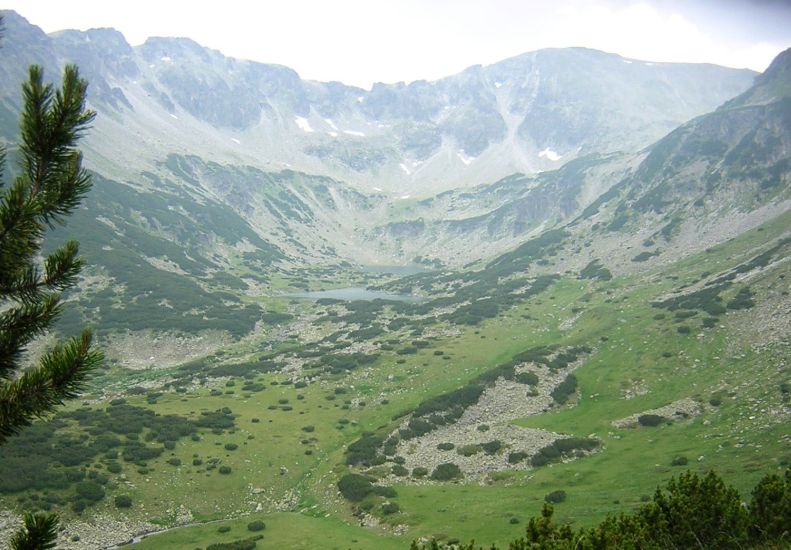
(0, 213), (787, 549)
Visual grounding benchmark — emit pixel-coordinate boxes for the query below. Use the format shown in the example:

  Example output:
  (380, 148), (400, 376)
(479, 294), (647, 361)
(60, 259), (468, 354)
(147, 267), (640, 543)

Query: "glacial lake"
(285, 287), (422, 302)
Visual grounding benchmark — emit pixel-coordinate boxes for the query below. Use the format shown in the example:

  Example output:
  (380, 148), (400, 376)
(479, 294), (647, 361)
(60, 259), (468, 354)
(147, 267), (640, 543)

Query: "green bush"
(515, 372), (539, 385)
(412, 467), (429, 478)
(429, 470), (789, 549)
(508, 451), (528, 464)
(457, 444), (480, 457)
(437, 442), (455, 451)
(545, 490), (567, 504)
(531, 438), (599, 468)
(381, 502), (400, 515)
(75, 481), (105, 502)
(338, 473), (374, 502)
(431, 463), (462, 481)
(638, 414), (665, 427)
(206, 537), (260, 550)
(219, 466), (232, 475)
(671, 455), (689, 466)
(114, 495), (132, 508)
(551, 374), (578, 404)
(373, 486), (397, 498)
(247, 521), (265, 532)
(480, 440), (503, 455)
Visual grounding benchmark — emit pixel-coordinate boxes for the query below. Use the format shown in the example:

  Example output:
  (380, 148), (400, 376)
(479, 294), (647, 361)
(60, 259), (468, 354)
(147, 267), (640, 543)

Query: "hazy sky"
(7, 0), (791, 88)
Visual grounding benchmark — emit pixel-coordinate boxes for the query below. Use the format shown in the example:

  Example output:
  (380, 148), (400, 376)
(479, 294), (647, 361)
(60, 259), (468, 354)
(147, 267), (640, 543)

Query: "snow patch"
(343, 130), (365, 137)
(356, 96), (364, 103)
(538, 147), (562, 161)
(160, 56), (172, 63)
(328, 131), (338, 137)
(231, 138), (241, 144)
(494, 81), (503, 88)
(372, 187), (383, 192)
(644, 62), (654, 66)
(169, 113), (178, 119)
(457, 151), (475, 165)
(622, 59), (633, 64)
(295, 116), (314, 133)
(399, 163), (411, 175)
(324, 118), (338, 130)
(398, 194), (411, 200)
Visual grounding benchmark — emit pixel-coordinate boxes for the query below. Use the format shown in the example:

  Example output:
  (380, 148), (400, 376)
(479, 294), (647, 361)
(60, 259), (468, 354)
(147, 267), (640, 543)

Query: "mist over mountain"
(0, 10), (755, 194)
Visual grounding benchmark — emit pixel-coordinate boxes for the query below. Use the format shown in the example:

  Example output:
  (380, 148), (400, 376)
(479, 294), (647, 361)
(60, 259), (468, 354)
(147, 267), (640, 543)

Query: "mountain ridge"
(0, 10), (757, 194)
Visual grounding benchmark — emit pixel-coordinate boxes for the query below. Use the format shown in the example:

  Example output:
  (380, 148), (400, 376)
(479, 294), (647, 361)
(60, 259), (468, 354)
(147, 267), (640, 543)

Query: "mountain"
(0, 10), (755, 195)
(387, 47), (791, 270)
(568, 46), (791, 274)
(0, 11), (781, 336)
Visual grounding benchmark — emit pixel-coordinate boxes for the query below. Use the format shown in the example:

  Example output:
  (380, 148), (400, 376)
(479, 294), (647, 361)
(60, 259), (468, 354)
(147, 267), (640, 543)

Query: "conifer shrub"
(481, 440), (503, 455)
(638, 414), (665, 427)
(114, 495), (132, 508)
(75, 481), (105, 503)
(544, 490), (567, 504)
(338, 473), (374, 501)
(508, 451), (528, 464)
(373, 486), (397, 498)
(381, 502), (400, 515)
(431, 463), (462, 481)
(246, 521), (265, 532)
(457, 444), (480, 457)
(550, 374), (578, 404)
(419, 470), (789, 549)
(515, 372), (539, 385)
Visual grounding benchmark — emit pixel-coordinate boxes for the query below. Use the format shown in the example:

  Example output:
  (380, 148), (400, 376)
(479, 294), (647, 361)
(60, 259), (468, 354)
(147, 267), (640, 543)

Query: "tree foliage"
(0, 61), (101, 549)
(0, 64), (102, 443)
(409, 470), (791, 549)
(9, 512), (59, 550)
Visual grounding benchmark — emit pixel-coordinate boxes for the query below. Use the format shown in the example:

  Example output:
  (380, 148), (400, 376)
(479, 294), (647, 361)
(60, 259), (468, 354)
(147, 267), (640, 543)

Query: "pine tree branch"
(10, 512), (59, 550)
(0, 241), (82, 304)
(0, 328), (102, 444)
(0, 177), (44, 271)
(18, 65), (95, 228)
(0, 294), (62, 379)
